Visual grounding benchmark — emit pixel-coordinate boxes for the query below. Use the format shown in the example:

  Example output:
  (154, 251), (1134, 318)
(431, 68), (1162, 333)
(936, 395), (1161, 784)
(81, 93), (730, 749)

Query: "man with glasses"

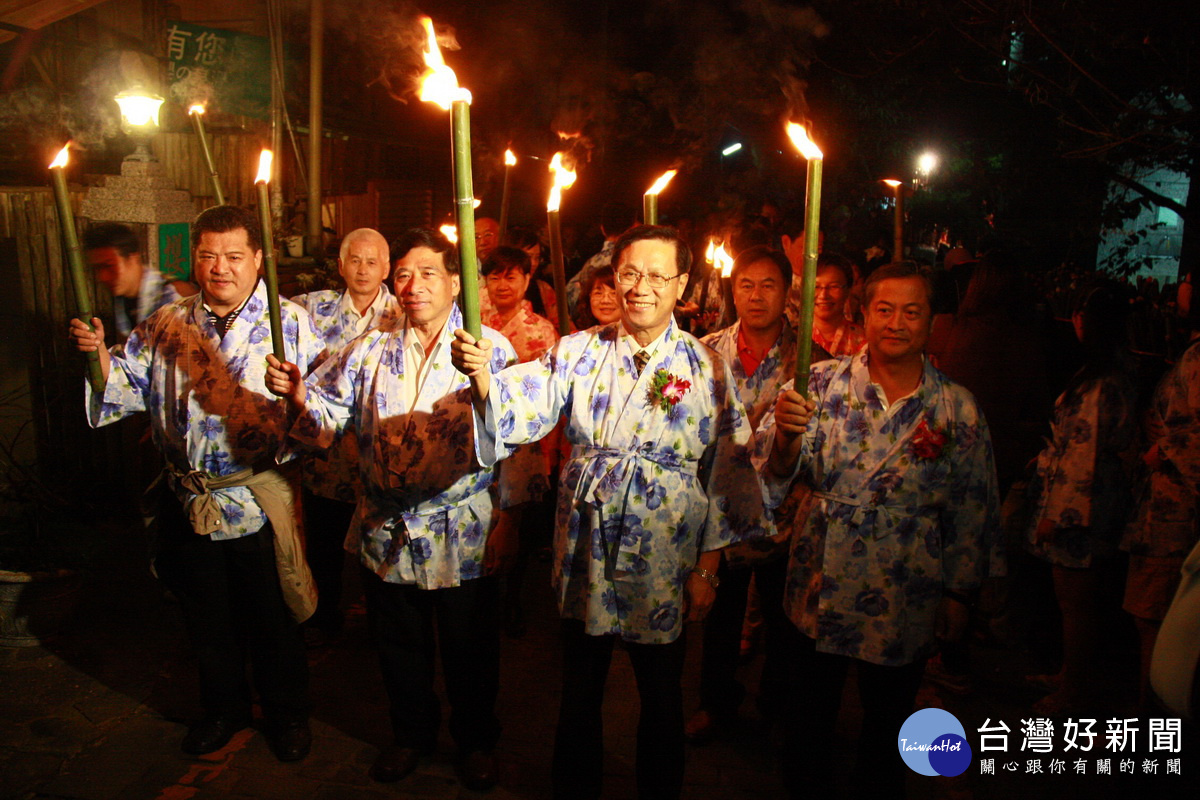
(451, 225), (772, 800)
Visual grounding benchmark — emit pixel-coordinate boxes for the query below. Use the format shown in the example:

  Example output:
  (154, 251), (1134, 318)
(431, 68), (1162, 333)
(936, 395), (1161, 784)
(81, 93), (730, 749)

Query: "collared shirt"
(760, 351), (1001, 666)
(287, 304), (529, 589)
(87, 280), (326, 540)
(292, 286), (400, 501)
(735, 324), (772, 377)
(483, 302), (559, 364)
(812, 321), (866, 357)
(293, 285), (399, 351)
(475, 317), (773, 643)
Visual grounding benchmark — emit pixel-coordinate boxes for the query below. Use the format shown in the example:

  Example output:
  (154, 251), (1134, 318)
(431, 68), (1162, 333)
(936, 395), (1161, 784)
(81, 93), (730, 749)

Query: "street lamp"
(114, 88), (164, 162)
(916, 151), (938, 186)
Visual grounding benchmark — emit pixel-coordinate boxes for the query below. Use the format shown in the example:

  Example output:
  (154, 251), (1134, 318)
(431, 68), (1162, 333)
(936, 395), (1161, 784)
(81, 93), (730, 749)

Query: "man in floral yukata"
(69, 205), (327, 763)
(266, 228), (525, 792)
(688, 245), (830, 743)
(291, 227), (398, 643)
(766, 260), (1000, 797)
(451, 225), (772, 800)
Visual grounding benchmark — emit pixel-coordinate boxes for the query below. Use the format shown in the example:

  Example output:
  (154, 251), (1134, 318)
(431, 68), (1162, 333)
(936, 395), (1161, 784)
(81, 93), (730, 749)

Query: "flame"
(439, 224), (458, 243)
(704, 238), (716, 264)
(188, 104), (206, 115)
(255, 149), (273, 184)
(786, 123), (823, 160)
(418, 16), (471, 110)
(882, 179), (902, 188)
(546, 152), (577, 212)
(556, 130), (581, 140)
(49, 142), (70, 169)
(473, 198), (482, 209)
(715, 242), (734, 278)
(504, 149), (517, 167)
(645, 169), (677, 197)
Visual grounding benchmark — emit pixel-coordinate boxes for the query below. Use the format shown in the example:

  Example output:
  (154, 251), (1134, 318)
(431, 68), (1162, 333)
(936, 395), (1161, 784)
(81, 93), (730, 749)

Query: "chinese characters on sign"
(975, 718), (1183, 777)
(166, 21), (271, 119)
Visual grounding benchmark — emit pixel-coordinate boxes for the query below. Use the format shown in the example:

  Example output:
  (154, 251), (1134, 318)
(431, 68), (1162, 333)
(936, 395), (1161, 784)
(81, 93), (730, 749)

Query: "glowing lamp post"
(418, 15), (480, 339)
(786, 122), (824, 392)
(547, 152), (577, 335)
(114, 88), (164, 162)
(189, 104), (226, 205)
(643, 169), (676, 225)
(255, 150), (285, 360)
(49, 143), (104, 392)
(883, 179), (904, 261)
(499, 148), (516, 244)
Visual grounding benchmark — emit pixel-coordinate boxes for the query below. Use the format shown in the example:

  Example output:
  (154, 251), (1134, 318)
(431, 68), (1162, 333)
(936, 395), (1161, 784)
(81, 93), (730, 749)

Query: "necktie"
(633, 350), (649, 376)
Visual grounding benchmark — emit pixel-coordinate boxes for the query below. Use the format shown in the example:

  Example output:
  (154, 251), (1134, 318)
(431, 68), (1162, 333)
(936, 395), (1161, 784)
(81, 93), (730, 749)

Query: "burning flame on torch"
(645, 169), (677, 197)
(256, 149), (273, 184)
(504, 149), (517, 166)
(439, 224), (458, 243)
(882, 179), (902, 188)
(715, 242), (734, 278)
(418, 16), (471, 109)
(547, 152), (577, 213)
(49, 142), (70, 169)
(189, 104), (206, 116)
(786, 123), (823, 160)
(705, 238), (716, 264)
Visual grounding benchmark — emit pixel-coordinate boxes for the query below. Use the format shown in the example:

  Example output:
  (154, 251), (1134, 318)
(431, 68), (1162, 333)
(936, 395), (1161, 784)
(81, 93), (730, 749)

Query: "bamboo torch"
(499, 148), (516, 244)
(418, 15), (480, 339)
(883, 179), (904, 262)
(547, 152), (577, 335)
(643, 169), (677, 226)
(786, 122), (824, 393)
(254, 149), (285, 360)
(49, 143), (104, 392)
(188, 104), (226, 205)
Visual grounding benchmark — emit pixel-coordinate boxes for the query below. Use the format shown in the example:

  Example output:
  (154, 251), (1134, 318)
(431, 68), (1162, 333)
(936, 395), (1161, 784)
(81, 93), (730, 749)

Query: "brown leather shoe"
(684, 709), (722, 744)
(370, 745), (425, 783)
(456, 749), (498, 791)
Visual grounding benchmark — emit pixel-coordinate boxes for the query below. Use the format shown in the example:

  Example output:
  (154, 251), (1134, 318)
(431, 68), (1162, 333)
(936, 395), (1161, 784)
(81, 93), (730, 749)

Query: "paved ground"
(1, 520), (1194, 799)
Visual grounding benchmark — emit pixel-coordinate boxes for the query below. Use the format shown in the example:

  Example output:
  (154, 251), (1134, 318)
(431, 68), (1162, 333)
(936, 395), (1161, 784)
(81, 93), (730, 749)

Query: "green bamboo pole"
(50, 147), (104, 392)
(452, 100), (482, 340)
(794, 154), (823, 393)
(189, 107), (226, 205)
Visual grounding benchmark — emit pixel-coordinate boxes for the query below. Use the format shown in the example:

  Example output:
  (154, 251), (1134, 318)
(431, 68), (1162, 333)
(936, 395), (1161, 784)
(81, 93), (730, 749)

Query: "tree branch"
(1110, 172), (1188, 218)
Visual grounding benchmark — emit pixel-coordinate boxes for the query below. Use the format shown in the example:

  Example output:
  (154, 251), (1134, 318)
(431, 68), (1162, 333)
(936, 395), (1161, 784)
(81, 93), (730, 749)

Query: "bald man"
(291, 228), (400, 641)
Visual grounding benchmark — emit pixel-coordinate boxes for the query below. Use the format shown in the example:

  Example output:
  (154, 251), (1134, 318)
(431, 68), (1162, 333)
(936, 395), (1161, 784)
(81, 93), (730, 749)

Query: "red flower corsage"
(648, 369), (691, 411)
(911, 418), (949, 460)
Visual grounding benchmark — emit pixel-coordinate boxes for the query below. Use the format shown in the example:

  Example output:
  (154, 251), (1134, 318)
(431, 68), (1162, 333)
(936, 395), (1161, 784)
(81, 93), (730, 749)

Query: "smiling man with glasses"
(452, 224), (773, 800)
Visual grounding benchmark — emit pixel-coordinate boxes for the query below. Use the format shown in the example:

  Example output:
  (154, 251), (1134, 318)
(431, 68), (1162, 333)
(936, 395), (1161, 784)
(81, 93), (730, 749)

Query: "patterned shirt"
(475, 318), (773, 643)
(287, 304), (531, 589)
(292, 286), (400, 501)
(761, 352), (1000, 665)
(87, 280), (326, 539)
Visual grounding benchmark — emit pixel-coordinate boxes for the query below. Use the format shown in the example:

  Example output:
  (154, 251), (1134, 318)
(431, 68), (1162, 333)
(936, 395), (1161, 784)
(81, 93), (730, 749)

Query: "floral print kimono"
(87, 280), (327, 539)
(475, 318), (773, 644)
(762, 353), (1000, 666)
(287, 305), (530, 589)
(292, 286), (399, 502)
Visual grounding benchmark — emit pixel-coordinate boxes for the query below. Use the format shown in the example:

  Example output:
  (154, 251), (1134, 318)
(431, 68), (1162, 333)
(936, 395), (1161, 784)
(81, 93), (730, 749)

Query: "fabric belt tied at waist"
(571, 444), (700, 579)
(813, 489), (918, 541)
(169, 465), (316, 624)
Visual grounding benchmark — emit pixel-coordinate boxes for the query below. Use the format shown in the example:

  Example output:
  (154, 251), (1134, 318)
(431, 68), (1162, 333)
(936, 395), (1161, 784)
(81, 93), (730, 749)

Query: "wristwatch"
(692, 567), (720, 589)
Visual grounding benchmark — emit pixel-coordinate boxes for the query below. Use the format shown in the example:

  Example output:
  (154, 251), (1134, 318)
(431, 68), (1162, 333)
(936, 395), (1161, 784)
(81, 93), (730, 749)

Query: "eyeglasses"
(615, 269), (682, 289)
(814, 282), (847, 295)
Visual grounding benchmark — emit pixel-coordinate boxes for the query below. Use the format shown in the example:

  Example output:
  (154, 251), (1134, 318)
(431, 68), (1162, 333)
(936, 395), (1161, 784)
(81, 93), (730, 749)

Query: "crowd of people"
(69, 198), (1198, 798)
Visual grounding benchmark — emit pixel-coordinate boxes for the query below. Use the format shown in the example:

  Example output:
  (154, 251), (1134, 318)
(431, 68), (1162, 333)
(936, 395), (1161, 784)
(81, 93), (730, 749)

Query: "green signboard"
(167, 20), (271, 119)
(159, 222), (191, 281)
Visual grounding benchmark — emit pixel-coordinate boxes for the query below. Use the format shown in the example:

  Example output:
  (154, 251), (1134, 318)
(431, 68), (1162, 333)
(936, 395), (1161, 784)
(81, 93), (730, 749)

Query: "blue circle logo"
(897, 708), (972, 777)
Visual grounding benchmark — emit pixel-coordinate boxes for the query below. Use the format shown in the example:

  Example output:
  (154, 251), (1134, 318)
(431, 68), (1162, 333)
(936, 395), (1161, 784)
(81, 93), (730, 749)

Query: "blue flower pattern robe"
(287, 304), (526, 590)
(762, 353), (1000, 666)
(475, 318), (773, 644)
(86, 280), (327, 540)
(292, 286), (400, 502)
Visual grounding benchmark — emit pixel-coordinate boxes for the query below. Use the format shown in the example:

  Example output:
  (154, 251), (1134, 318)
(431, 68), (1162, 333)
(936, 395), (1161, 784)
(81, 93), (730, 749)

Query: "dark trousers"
(552, 619), (687, 800)
(301, 490), (355, 631)
(154, 494), (309, 725)
(779, 626), (925, 799)
(361, 568), (501, 753)
(698, 556), (789, 719)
